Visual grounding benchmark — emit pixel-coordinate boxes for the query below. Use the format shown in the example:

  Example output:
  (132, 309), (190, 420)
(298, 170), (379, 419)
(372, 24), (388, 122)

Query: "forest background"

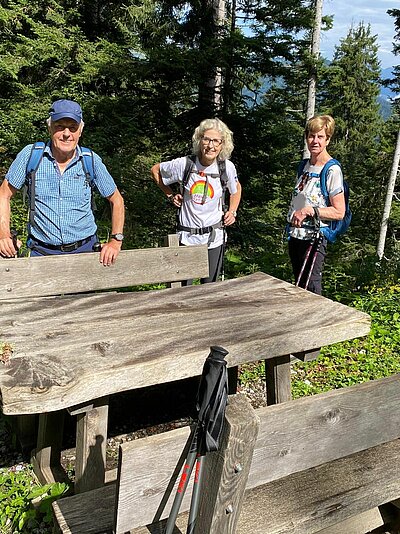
(0, 0), (399, 294)
(1, 1), (400, 531)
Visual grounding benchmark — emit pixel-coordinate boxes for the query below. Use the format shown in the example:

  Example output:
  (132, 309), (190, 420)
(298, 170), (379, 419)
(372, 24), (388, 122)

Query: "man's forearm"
(109, 190), (125, 234)
(0, 196), (12, 238)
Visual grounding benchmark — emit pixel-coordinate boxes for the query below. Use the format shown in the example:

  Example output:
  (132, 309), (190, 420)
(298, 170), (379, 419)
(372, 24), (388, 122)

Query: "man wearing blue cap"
(0, 99), (125, 265)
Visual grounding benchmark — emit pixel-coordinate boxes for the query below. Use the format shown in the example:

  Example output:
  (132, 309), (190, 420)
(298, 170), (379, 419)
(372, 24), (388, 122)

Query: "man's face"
(49, 118), (82, 159)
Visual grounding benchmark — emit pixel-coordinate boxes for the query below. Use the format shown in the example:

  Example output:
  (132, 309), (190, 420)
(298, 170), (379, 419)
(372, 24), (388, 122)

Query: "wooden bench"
(0, 241), (372, 532)
(53, 374), (400, 533)
(0, 237), (209, 492)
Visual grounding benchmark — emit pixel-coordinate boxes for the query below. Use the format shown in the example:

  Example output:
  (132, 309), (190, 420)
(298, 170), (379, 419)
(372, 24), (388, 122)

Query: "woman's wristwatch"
(230, 210), (237, 217)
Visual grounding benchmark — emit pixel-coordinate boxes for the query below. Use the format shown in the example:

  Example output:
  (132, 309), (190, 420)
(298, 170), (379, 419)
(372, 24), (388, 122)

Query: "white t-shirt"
(287, 160), (344, 240)
(160, 156), (239, 248)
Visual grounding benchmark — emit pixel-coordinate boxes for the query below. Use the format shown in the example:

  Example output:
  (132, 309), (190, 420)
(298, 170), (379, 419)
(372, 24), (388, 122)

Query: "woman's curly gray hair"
(192, 118), (234, 161)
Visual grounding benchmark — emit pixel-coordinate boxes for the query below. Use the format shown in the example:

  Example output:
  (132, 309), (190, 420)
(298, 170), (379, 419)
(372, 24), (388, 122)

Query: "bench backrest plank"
(238, 437), (400, 534)
(248, 372), (400, 487)
(115, 426), (193, 532)
(0, 245), (209, 299)
(112, 374), (400, 531)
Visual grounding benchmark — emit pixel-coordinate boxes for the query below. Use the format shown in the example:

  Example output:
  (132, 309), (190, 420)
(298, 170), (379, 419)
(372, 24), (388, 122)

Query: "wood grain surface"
(0, 272), (370, 414)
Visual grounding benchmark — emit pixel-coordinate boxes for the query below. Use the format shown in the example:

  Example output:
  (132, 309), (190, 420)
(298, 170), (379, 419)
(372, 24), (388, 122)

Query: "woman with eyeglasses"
(151, 118), (241, 284)
(287, 114), (345, 294)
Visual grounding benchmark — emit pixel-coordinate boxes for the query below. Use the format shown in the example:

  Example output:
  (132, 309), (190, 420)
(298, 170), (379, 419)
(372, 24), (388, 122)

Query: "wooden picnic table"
(0, 271), (370, 494)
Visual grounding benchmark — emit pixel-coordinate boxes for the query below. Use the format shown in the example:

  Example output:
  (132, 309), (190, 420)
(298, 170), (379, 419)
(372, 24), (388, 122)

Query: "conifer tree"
(319, 24), (385, 240)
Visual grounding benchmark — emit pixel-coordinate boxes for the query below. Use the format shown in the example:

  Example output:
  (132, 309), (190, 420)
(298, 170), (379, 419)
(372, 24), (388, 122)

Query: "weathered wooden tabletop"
(0, 272), (370, 415)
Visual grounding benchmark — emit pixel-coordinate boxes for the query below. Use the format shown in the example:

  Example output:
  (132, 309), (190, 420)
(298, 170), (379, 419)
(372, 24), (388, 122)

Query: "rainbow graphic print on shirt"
(190, 180), (215, 205)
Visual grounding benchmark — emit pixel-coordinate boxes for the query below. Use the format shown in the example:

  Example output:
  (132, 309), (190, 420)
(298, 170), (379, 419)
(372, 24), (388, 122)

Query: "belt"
(177, 221), (223, 236)
(29, 235), (93, 252)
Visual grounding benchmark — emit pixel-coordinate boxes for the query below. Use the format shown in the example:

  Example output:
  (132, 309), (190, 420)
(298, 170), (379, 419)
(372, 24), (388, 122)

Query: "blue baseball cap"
(49, 99), (83, 123)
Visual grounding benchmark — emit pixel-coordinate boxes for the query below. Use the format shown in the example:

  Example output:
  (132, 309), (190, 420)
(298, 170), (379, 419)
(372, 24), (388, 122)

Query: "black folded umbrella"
(164, 346), (229, 534)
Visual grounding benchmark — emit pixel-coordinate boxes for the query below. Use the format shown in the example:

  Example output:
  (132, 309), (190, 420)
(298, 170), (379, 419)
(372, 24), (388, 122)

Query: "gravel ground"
(0, 371), (267, 482)
(59, 374), (267, 475)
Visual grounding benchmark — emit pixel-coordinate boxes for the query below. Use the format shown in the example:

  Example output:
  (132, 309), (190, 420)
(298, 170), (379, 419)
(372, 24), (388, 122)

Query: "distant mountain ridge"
(379, 67), (396, 119)
(243, 66), (396, 118)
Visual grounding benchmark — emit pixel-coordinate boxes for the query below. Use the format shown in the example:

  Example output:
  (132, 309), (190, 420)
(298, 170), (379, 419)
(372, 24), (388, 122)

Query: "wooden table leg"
(11, 414), (37, 456)
(72, 396), (109, 494)
(31, 410), (68, 486)
(265, 355), (292, 405)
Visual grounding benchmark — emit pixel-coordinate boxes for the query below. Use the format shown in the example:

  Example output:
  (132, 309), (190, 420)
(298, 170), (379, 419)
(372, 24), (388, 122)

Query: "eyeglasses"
(201, 137), (223, 147)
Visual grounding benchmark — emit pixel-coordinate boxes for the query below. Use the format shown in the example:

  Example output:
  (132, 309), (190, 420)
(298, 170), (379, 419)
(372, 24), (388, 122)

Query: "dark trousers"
(182, 244), (224, 285)
(29, 235), (98, 256)
(288, 236), (327, 295)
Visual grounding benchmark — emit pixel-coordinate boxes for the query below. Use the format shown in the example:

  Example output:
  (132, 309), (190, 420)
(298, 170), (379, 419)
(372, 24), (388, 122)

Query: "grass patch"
(239, 285), (400, 398)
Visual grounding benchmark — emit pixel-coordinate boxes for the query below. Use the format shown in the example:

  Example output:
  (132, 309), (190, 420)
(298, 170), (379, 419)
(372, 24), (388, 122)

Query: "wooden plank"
(163, 234), (184, 289)
(0, 273), (370, 415)
(236, 438), (400, 534)
(265, 355), (292, 405)
(74, 397), (109, 494)
(315, 508), (384, 534)
(53, 395), (257, 534)
(52, 483), (116, 534)
(247, 373), (400, 488)
(0, 245), (209, 299)
(194, 394), (259, 534)
(11, 414), (37, 454)
(114, 424), (193, 531)
(32, 411), (67, 486)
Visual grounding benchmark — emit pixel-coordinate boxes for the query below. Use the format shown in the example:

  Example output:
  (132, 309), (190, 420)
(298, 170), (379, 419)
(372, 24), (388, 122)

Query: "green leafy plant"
(0, 465), (68, 533)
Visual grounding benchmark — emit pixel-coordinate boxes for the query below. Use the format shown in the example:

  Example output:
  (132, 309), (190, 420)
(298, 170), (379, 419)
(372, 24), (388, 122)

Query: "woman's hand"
(223, 210), (236, 226)
(168, 193), (183, 208)
(291, 207), (314, 228)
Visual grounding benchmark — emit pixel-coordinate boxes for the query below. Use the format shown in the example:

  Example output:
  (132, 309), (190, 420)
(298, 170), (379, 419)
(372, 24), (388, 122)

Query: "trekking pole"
(164, 427), (199, 534)
(164, 346), (229, 534)
(304, 233), (322, 290)
(186, 454), (205, 534)
(295, 209), (321, 289)
(302, 208), (322, 290)
(295, 240), (314, 287)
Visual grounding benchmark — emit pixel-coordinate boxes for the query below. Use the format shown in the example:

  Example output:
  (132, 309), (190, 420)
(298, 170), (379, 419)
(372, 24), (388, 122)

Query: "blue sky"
(321, 0), (398, 70)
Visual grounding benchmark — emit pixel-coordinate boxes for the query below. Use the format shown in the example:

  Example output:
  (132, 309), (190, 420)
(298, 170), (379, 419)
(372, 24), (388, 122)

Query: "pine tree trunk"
(303, 0), (323, 158)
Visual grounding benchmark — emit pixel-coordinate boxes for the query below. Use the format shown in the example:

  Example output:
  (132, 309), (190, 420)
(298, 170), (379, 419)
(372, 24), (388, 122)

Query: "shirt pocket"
(67, 171), (92, 202)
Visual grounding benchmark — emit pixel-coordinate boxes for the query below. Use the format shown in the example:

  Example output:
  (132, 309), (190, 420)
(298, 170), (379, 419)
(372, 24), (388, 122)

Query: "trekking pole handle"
(209, 346), (229, 361)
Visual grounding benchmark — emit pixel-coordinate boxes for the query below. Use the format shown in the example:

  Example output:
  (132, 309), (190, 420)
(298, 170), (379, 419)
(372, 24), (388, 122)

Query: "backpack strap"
(181, 155), (196, 194)
(319, 158), (341, 203)
(26, 142), (46, 227)
(217, 159), (229, 213)
(80, 147), (95, 183)
(80, 147), (97, 211)
(297, 158), (309, 178)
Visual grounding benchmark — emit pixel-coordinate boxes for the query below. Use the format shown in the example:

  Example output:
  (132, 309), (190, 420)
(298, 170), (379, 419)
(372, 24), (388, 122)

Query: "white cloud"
(321, 0), (398, 69)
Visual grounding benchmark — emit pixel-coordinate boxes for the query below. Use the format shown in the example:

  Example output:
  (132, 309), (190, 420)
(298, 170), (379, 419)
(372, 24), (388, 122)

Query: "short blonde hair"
(192, 118), (234, 160)
(305, 115), (335, 140)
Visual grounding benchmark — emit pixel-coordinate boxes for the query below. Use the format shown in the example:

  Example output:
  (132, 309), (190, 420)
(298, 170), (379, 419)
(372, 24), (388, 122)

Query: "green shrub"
(0, 465), (68, 534)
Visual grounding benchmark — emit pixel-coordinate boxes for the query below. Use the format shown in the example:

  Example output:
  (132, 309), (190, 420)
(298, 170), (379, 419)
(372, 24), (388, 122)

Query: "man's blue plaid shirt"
(6, 143), (117, 245)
